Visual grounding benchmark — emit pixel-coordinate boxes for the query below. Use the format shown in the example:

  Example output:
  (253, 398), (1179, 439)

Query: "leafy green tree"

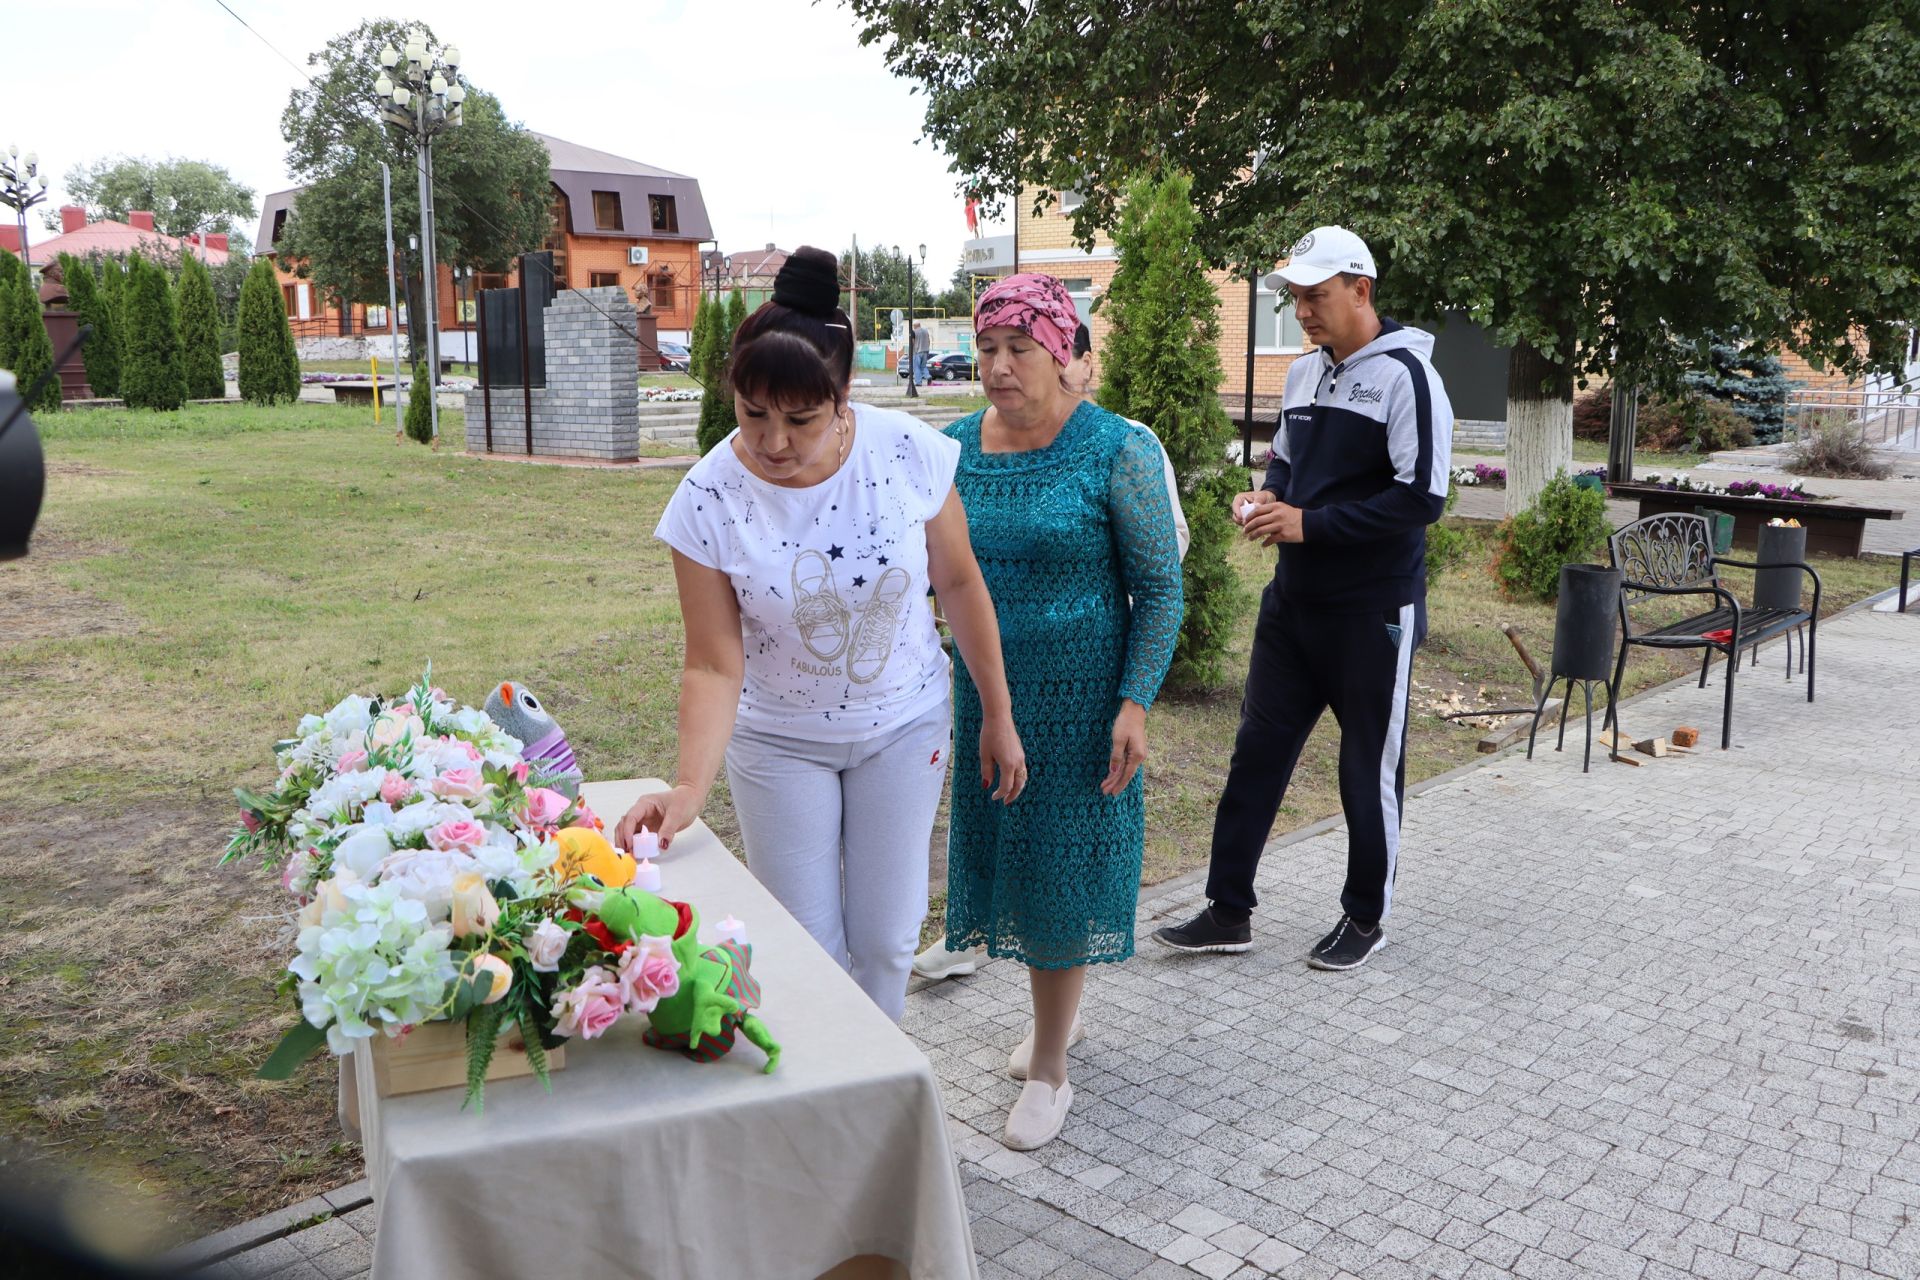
(55, 257), (115, 397)
(0, 248), (24, 371)
(404, 361), (434, 444)
(1097, 170), (1245, 688)
(694, 296), (735, 455)
(1681, 335), (1796, 446)
(848, 0), (1920, 511)
(59, 254), (118, 397)
(836, 242), (917, 340)
(57, 156), (256, 239)
(176, 253), (225, 400)
(0, 250), (60, 412)
(726, 288), (747, 340)
(120, 256), (186, 412)
(278, 20), (552, 318)
(98, 256), (128, 369)
(237, 258), (300, 405)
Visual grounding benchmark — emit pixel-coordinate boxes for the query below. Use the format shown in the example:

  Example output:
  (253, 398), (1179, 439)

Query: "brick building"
(256, 131), (712, 355)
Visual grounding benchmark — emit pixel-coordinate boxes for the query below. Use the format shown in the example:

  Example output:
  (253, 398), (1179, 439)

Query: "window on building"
(1254, 291), (1305, 352)
(547, 189), (571, 286)
(1060, 190), (1086, 213)
(270, 209), (288, 246)
(592, 191), (623, 231)
(1061, 278), (1095, 328)
(366, 304), (389, 331)
(589, 271), (620, 290)
(649, 195), (678, 233)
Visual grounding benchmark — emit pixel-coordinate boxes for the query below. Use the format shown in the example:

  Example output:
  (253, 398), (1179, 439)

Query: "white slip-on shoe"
(1007, 1016), (1086, 1080)
(1003, 1078), (1074, 1151)
(911, 939), (985, 981)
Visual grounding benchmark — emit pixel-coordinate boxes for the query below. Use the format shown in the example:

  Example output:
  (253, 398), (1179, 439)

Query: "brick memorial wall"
(464, 286), (640, 461)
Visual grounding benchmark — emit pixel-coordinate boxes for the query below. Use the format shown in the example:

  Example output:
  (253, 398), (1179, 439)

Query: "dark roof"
(534, 132), (712, 243)
(255, 131), (711, 256)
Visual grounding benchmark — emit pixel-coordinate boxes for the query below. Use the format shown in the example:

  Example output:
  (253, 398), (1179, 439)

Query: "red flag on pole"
(964, 197), (979, 236)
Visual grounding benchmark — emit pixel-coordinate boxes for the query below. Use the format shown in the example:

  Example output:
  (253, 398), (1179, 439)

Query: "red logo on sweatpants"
(930, 750), (941, 765)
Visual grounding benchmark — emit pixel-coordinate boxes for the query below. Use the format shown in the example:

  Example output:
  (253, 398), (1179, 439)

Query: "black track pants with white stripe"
(1204, 584), (1424, 927)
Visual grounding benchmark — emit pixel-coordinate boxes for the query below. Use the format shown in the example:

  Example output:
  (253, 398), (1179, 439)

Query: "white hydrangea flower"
(375, 845), (479, 919)
(288, 879), (456, 1054)
(449, 706), (492, 736)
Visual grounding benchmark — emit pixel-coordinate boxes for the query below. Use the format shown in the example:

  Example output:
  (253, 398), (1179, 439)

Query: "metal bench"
(1902, 546), (1919, 612)
(1603, 513), (1821, 749)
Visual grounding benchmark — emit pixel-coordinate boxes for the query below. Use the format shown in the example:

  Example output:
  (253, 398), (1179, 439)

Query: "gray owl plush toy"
(484, 681), (584, 798)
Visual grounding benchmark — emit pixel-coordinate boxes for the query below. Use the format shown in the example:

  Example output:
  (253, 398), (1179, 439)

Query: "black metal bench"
(1603, 513), (1821, 749)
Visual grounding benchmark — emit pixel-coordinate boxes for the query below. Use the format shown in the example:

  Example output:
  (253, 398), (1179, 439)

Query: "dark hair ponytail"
(727, 245), (854, 408)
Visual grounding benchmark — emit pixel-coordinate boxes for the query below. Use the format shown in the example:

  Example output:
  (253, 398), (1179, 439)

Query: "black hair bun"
(772, 246), (842, 318)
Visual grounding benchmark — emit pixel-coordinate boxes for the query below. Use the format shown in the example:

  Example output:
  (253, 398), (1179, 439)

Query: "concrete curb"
(156, 1180), (371, 1272)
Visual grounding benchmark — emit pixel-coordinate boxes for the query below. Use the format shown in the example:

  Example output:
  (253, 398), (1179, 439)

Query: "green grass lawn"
(1454, 439), (1709, 471)
(1, 402), (1897, 1242)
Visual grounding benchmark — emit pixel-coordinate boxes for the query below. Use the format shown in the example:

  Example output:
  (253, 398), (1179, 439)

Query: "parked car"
(899, 352), (977, 381)
(655, 340), (691, 373)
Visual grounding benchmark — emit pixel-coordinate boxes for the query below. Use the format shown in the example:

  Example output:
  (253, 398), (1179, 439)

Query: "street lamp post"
(375, 33), (464, 444)
(0, 146), (51, 275)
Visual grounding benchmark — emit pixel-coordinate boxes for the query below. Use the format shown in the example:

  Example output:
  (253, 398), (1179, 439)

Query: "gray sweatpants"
(723, 700), (952, 1021)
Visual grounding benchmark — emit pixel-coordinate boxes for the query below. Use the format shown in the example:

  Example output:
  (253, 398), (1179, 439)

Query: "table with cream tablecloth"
(354, 778), (978, 1280)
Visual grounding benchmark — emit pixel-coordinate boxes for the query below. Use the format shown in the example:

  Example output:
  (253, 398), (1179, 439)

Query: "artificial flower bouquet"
(225, 668), (778, 1109)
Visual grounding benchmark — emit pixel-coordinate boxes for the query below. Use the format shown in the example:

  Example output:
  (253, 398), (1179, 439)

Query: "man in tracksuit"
(1154, 225), (1453, 971)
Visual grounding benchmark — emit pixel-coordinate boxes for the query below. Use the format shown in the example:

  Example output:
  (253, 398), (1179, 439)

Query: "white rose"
(525, 919), (569, 972)
(331, 826), (393, 881)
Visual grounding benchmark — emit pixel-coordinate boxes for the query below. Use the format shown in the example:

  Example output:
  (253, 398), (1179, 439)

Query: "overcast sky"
(0, 0), (1006, 277)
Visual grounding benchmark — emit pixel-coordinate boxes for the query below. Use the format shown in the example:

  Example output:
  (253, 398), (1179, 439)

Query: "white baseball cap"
(1263, 225), (1376, 290)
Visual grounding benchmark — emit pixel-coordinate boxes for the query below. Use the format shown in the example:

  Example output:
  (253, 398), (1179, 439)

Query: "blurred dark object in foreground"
(0, 380), (46, 561)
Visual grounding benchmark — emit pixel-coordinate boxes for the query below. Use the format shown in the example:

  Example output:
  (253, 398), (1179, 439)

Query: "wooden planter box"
(356, 1018), (564, 1099)
(1609, 483), (1903, 558)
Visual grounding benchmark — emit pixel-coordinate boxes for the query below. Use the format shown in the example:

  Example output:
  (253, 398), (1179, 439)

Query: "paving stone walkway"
(205, 607), (1918, 1279)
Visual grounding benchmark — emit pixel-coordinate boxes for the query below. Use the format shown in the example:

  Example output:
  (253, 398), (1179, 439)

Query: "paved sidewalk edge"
(155, 1180), (371, 1271)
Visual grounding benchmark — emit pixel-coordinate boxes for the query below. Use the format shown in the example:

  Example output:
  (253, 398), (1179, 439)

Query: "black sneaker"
(1308, 915), (1386, 971)
(1150, 905), (1252, 954)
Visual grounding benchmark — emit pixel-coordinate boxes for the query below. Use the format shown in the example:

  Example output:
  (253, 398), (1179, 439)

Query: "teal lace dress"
(944, 401), (1183, 968)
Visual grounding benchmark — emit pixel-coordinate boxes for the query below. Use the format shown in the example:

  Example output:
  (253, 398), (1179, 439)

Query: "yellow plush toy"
(552, 825), (636, 888)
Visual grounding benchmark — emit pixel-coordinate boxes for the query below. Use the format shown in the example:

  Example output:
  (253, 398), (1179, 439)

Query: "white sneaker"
(1003, 1078), (1073, 1150)
(912, 938), (984, 981)
(1007, 1016), (1086, 1080)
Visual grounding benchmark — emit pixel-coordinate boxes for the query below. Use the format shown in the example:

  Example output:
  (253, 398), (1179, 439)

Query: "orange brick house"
(256, 132), (712, 355)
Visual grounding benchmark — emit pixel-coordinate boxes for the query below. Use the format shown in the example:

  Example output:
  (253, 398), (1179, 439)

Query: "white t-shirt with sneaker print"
(655, 401), (960, 743)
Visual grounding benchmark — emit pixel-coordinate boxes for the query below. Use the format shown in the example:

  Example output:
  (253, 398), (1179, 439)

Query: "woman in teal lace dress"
(945, 274), (1183, 1150)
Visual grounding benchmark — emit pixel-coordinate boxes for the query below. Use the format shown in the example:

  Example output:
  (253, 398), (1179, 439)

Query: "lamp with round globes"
(444, 46), (460, 69)
(374, 73), (393, 97)
(392, 86), (410, 107)
(447, 84), (466, 106)
(380, 44), (399, 68)
(405, 37), (426, 64)
(429, 73), (448, 96)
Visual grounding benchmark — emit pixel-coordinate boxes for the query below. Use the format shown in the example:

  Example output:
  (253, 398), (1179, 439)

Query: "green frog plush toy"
(595, 886), (781, 1073)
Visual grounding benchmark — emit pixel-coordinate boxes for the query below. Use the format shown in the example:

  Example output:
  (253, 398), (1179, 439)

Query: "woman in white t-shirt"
(615, 247), (1025, 1020)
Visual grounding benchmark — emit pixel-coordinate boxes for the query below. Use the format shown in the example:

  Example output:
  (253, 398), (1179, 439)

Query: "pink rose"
(430, 767), (485, 800)
(573, 802), (600, 831)
(427, 818), (488, 852)
(522, 788), (570, 828)
(616, 936), (680, 1013)
(462, 741), (483, 762)
(379, 772), (416, 805)
(553, 966), (623, 1039)
(510, 762), (530, 784)
(336, 749), (368, 773)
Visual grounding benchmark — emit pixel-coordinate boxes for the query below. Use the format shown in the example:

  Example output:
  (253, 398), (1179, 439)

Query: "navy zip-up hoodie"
(1262, 318), (1455, 613)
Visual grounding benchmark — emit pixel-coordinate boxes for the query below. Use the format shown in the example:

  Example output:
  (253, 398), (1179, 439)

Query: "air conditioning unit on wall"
(628, 246), (650, 266)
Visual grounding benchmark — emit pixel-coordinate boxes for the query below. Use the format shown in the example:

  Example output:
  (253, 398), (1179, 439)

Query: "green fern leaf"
(463, 1004), (505, 1113)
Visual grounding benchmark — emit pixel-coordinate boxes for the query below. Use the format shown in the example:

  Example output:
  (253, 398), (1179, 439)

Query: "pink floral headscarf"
(974, 273), (1078, 367)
